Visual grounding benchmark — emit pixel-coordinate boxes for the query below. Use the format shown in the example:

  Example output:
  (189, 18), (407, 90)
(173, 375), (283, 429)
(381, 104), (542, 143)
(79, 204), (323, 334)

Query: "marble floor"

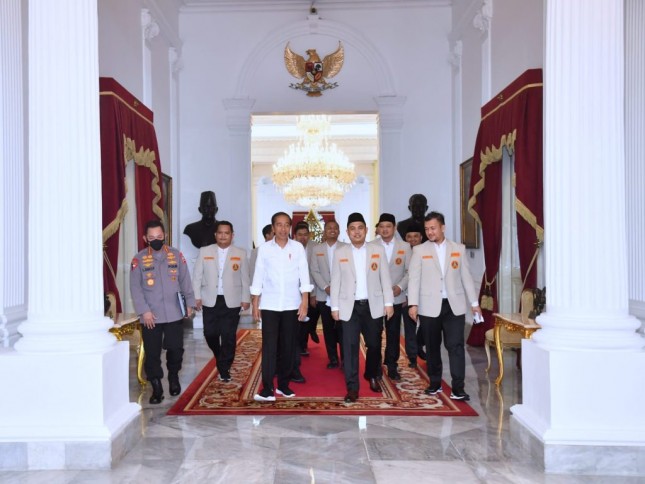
(1, 322), (642, 484)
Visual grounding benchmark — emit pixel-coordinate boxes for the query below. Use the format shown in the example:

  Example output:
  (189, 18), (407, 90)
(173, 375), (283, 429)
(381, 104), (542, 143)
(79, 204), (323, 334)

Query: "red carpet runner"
(168, 329), (478, 416)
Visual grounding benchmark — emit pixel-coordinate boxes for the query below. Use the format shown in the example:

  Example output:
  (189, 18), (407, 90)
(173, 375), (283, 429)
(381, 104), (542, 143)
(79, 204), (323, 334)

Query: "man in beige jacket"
(192, 221), (250, 382)
(408, 212), (482, 401)
(331, 213), (394, 403)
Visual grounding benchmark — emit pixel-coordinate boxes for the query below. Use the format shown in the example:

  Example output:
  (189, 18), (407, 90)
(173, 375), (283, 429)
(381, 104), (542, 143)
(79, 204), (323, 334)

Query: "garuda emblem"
(284, 42), (344, 97)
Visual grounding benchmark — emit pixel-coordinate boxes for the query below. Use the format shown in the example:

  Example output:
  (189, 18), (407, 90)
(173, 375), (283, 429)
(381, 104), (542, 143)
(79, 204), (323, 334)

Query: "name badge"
(451, 252), (461, 257)
(204, 256), (214, 260)
(340, 258), (349, 263)
(371, 254), (380, 259)
(230, 256), (241, 261)
(397, 250), (405, 255)
(422, 255), (433, 259)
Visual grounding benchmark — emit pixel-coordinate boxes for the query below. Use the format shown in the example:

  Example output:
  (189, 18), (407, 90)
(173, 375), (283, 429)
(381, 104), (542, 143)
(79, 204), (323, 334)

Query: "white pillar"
(223, 97), (255, 250)
(375, 96), (406, 215)
(0, 0), (140, 470)
(0, 0), (27, 347)
(626, 0), (645, 330)
(511, 0), (645, 476)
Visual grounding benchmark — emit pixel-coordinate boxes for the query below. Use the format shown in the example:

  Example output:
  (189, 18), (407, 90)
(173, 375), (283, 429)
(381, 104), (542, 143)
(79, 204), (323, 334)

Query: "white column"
(626, 0), (645, 329)
(223, 97), (255, 250)
(0, 0), (140, 470)
(449, 40), (463, 231)
(473, 0), (492, 104)
(141, 8), (159, 109)
(0, 0), (27, 347)
(374, 96), (406, 214)
(16, 0), (115, 354)
(511, 0), (645, 475)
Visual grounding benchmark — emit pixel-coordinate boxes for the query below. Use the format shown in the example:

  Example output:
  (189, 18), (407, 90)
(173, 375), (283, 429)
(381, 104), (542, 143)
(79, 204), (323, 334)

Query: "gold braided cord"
(102, 198), (129, 243)
(480, 83), (543, 123)
(515, 198), (544, 242)
(99, 91), (153, 126)
(467, 130), (517, 225)
(124, 135), (164, 222)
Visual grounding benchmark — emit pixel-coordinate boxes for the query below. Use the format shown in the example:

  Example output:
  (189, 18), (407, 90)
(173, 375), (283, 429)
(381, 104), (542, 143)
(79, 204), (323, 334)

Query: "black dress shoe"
(424, 383), (442, 395)
(290, 370), (306, 383)
(327, 361), (339, 369)
(149, 378), (165, 404)
(310, 331), (320, 344)
(388, 370), (401, 381)
(450, 390), (470, 401)
(369, 377), (382, 393)
(344, 390), (358, 403)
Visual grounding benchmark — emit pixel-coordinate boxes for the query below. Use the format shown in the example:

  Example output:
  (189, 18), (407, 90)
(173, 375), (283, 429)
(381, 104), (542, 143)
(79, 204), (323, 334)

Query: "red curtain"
(100, 78), (164, 312)
(466, 69), (544, 346)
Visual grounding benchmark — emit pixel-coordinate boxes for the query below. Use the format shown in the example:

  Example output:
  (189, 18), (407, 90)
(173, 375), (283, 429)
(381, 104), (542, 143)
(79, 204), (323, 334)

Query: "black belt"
(354, 299), (369, 305)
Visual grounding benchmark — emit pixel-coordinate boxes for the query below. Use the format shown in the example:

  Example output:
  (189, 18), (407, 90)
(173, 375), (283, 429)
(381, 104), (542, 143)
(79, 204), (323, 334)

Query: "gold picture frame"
(161, 173), (173, 246)
(460, 158), (480, 249)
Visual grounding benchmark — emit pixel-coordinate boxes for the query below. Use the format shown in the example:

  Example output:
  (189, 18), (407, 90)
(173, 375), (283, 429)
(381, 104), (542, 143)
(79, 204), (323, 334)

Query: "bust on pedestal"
(397, 193), (429, 242)
(183, 191), (218, 248)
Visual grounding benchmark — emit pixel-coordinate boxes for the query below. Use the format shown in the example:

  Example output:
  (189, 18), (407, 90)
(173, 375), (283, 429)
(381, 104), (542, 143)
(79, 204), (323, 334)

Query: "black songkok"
(347, 212), (366, 227)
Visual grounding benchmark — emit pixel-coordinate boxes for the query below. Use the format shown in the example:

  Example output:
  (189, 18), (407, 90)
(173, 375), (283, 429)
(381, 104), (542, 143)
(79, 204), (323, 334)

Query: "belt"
(354, 299), (369, 305)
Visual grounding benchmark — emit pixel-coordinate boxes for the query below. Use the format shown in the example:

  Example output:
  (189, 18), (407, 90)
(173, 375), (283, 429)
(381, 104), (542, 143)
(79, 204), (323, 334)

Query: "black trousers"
(342, 302), (382, 392)
(419, 299), (466, 391)
(142, 320), (184, 381)
(383, 303), (403, 372)
(319, 302), (342, 364)
(298, 303), (321, 351)
(260, 309), (298, 391)
(203, 296), (240, 374)
(402, 305), (421, 362)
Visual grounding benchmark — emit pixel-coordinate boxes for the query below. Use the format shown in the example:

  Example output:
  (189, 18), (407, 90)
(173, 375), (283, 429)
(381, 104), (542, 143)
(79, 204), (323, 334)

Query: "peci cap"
(347, 212), (366, 227)
(376, 213), (396, 225)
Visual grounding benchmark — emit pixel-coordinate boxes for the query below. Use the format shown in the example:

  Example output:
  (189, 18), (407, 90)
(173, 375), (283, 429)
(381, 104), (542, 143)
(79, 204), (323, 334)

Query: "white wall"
(178, 4), (453, 255)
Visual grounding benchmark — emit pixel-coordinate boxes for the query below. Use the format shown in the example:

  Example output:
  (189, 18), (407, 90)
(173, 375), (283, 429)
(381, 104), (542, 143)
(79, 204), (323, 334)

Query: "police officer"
(130, 220), (196, 404)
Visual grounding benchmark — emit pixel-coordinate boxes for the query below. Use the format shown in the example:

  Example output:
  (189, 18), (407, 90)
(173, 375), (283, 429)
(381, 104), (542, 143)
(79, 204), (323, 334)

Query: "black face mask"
(149, 239), (164, 251)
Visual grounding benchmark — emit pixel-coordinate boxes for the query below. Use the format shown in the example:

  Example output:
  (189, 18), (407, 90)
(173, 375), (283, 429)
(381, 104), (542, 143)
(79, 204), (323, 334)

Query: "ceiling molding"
(180, 0), (449, 14)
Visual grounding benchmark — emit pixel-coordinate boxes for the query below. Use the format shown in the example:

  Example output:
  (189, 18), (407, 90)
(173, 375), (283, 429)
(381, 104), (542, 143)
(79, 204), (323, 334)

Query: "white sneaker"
(276, 387), (296, 398)
(253, 390), (276, 402)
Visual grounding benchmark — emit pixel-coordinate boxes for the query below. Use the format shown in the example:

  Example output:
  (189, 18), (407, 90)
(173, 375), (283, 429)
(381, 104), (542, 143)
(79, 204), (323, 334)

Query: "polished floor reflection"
(1, 323), (641, 483)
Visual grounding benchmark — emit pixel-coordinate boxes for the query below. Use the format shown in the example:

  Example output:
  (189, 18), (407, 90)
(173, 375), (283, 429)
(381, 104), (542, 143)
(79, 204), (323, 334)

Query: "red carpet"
(168, 329), (478, 416)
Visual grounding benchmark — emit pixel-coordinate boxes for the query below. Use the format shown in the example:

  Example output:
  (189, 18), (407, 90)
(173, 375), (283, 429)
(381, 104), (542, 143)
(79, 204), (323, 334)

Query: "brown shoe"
(369, 377), (382, 393)
(344, 390), (358, 403)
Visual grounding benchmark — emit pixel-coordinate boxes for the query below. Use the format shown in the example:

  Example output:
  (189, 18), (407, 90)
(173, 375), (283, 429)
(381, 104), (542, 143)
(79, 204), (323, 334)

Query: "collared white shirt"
(217, 245), (229, 295)
(352, 243), (369, 300)
(325, 241), (338, 306)
(250, 238), (313, 311)
(433, 238), (448, 298)
(380, 238), (395, 263)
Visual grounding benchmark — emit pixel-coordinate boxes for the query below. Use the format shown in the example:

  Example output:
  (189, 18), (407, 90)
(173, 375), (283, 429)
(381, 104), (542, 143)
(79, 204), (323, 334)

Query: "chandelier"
(272, 115), (356, 208)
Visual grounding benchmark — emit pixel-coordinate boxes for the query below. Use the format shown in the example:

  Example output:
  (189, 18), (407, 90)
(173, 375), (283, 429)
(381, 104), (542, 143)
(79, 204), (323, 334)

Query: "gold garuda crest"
(284, 41), (344, 97)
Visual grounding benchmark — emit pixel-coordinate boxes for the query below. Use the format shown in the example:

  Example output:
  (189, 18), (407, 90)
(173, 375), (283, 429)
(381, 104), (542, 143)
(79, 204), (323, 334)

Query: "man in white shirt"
(310, 220), (347, 369)
(331, 212), (394, 403)
(408, 211), (482, 401)
(250, 212), (313, 402)
(370, 213), (411, 382)
(192, 221), (250, 382)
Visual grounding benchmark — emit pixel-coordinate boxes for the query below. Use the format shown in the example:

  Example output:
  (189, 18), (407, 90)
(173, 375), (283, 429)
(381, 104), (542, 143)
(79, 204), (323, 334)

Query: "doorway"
(250, 113), (379, 246)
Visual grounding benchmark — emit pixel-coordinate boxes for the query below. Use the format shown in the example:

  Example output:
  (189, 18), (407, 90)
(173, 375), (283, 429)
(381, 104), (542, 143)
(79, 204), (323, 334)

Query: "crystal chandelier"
(272, 115), (356, 208)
